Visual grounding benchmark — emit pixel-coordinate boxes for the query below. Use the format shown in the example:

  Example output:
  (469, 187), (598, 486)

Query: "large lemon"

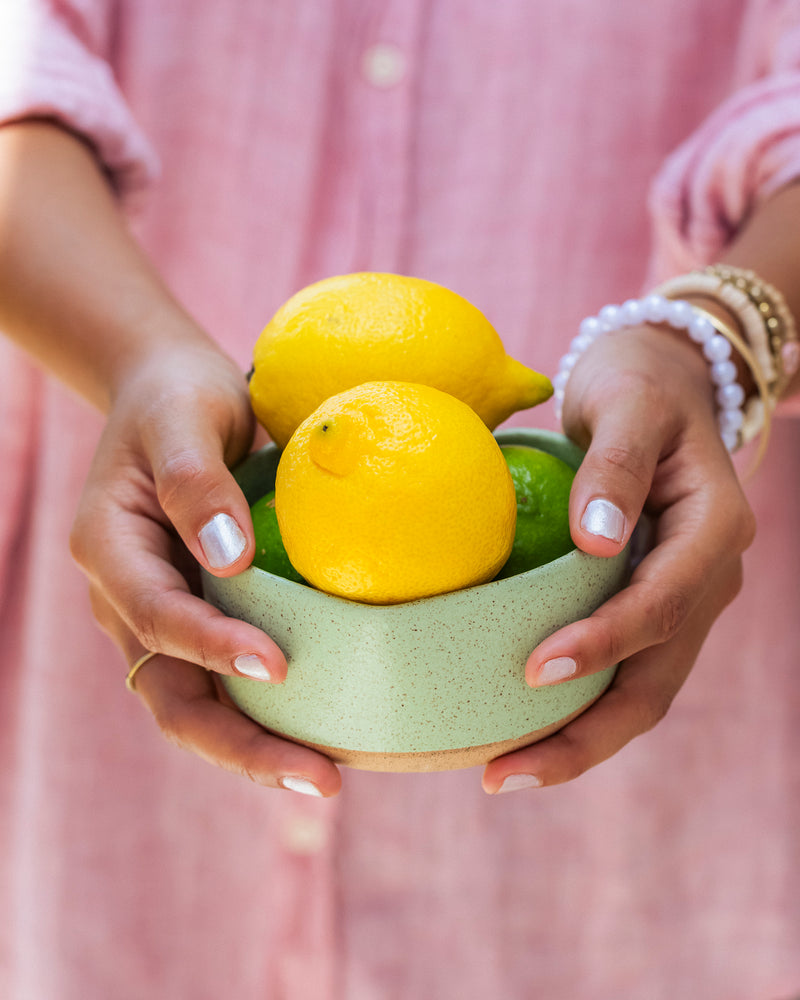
(250, 272), (552, 448)
(275, 381), (517, 605)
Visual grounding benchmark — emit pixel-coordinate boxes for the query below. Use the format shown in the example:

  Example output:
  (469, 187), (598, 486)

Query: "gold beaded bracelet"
(655, 266), (799, 414)
(704, 264), (799, 400)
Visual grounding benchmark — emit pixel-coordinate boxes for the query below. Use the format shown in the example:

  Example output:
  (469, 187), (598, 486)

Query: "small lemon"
(275, 381), (517, 604)
(249, 490), (305, 584)
(494, 445), (576, 579)
(250, 272), (552, 448)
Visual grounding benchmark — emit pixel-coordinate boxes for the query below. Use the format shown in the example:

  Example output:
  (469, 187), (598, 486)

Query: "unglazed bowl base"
(272, 700), (603, 772)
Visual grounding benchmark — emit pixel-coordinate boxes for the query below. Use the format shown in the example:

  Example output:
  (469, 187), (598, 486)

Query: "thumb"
(143, 406), (256, 578)
(567, 397), (664, 559)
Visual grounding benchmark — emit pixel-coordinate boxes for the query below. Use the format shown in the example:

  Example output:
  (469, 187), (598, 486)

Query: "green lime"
(250, 490), (306, 583)
(494, 445), (576, 578)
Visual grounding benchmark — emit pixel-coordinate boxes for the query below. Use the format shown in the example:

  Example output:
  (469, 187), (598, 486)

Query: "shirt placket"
(273, 793), (340, 998)
(352, 2), (426, 273)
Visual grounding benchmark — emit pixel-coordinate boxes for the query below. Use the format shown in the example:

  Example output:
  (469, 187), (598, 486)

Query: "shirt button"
(361, 43), (406, 88)
(280, 813), (329, 855)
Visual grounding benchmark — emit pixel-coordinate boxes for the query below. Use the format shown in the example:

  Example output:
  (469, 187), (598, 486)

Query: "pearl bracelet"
(553, 294), (748, 452)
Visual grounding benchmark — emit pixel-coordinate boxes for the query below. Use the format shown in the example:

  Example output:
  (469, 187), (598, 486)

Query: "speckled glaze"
(201, 430), (631, 771)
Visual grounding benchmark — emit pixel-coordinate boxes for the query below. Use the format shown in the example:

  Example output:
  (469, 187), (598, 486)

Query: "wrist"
(0, 122), (237, 414)
(555, 294), (749, 452)
(105, 304), (237, 409)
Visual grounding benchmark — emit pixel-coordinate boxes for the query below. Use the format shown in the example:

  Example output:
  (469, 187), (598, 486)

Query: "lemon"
(275, 381), (517, 604)
(494, 445), (576, 579)
(250, 272), (552, 448)
(249, 490), (305, 584)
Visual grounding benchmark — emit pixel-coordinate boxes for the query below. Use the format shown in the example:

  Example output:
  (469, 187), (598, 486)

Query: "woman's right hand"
(70, 342), (342, 796)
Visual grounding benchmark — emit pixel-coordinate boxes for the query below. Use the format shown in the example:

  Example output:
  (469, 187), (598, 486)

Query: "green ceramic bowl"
(201, 429), (630, 772)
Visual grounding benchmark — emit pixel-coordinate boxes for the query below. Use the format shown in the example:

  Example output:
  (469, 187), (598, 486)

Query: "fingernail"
(536, 656), (577, 685)
(581, 498), (625, 543)
(281, 776), (324, 797)
(199, 512), (246, 569)
(497, 774), (543, 794)
(234, 654), (273, 682)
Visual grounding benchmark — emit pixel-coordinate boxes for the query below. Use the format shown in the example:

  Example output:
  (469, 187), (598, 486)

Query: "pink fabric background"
(0, 2), (798, 997)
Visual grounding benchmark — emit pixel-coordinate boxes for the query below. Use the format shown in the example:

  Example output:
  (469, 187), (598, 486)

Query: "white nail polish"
(537, 656), (577, 685)
(234, 654), (273, 682)
(281, 776), (324, 797)
(497, 773), (543, 793)
(199, 513), (246, 569)
(581, 498), (625, 543)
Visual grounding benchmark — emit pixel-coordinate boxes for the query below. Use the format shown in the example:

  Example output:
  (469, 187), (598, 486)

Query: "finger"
(139, 658), (342, 795)
(526, 477), (753, 686)
(566, 379), (670, 558)
(73, 416), (285, 680)
(561, 326), (717, 559)
(132, 654), (341, 796)
(77, 494), (287, 681)
(484, 559), (740, 792)
(88, 576), (287, 684)
(139, 400), (256, 578)
(88, 590), (338, 794)
(485, 655), (677, 793)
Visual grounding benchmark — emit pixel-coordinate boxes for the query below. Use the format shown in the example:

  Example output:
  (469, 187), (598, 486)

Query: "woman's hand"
(483, 324), (756, 793)
(0, 122), (340, 794)
(70, 343), (342, 796)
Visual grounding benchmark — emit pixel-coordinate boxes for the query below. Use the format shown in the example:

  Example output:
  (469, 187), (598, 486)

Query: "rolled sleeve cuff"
(648, 73), (800, 276)
(648, 73), (800, 415)
(0, 4), (159, 196)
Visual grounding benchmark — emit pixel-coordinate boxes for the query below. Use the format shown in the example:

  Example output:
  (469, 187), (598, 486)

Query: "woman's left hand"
(483, 322), (756, 793)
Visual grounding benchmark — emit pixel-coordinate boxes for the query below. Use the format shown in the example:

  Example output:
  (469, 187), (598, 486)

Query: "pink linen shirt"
(1, 2), (799, 998)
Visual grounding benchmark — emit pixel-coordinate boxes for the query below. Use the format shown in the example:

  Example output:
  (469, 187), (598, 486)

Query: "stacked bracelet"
(654, 265), (799, 404)
(552, 294), (749, 452)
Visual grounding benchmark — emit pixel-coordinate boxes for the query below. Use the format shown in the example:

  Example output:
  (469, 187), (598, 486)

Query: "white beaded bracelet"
(553, 294), (747, 451)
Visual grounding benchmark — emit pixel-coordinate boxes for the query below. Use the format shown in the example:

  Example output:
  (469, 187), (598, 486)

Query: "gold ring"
(125, 651), (159, 693)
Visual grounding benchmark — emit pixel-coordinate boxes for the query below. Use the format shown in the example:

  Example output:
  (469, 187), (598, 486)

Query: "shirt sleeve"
(647, 0), (800, 275)
(646, 4), (800, 414)
(0, 0), (159, 196)
(647, 72), (800, 276)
